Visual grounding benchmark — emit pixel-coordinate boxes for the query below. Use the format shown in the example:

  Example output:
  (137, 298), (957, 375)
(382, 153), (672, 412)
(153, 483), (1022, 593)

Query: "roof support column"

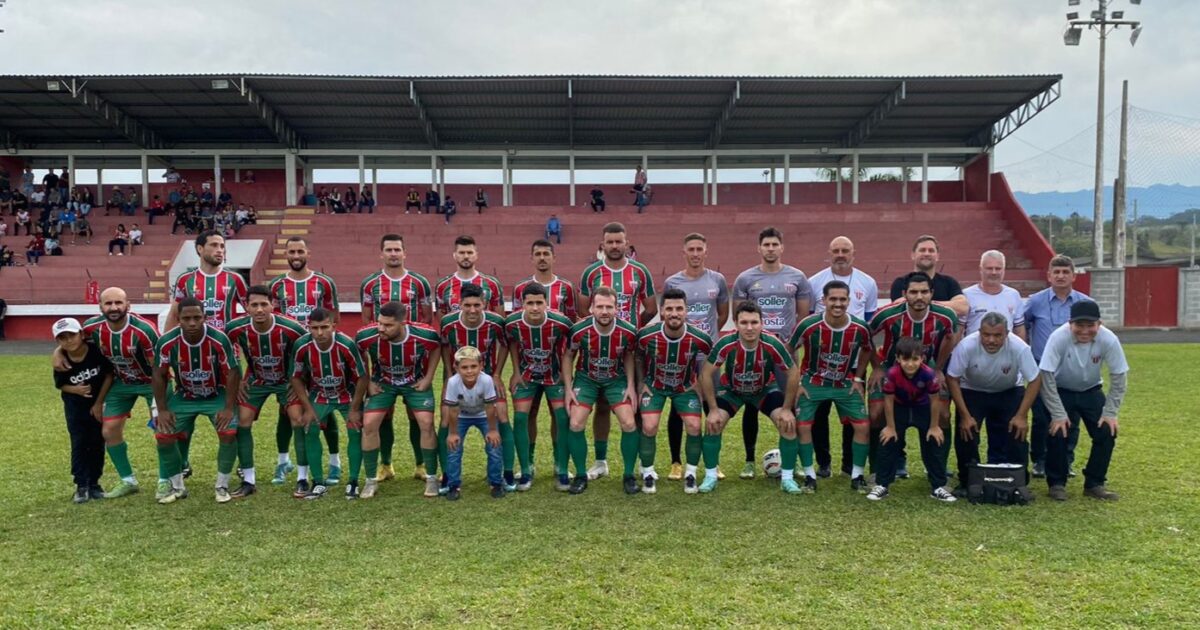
(702, 158), (709, 206)
(141, 154), (149, 208)
(783, 154), (791, 205)
(836, 166), (842, 205)
(214, 154), (222, 200)
(851, 153), (860, 205)
(372, 168), (378, 205)
(901, 162), (909, 204)
(710, 154), (718, 205)
(67, 154), (76, 199)
(430, 154), (437, 190)
(438, 159), (445, 200)
(921, 153), (929, 203)
(285, 152), (298, 206)
(769, 167), (776, 206)
(501, 154), (510, 206)
(97, 168), (104, 205)
(302, 160), (313, 196)
(358, 155), (365, 196)
(569, 154), (576, 207)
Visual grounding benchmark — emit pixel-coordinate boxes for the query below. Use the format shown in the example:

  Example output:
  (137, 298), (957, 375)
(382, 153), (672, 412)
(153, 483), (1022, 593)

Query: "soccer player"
(442, 346), (505, 500)
(440, 284), (517, 488)
(52, 317), (112, 504)
(731, 227), (811, 479)
(290, 308), (368, 499)
(946, 312), (1041, 495)
(165, 230), (247, 332)
(578, 222), (657, 481)
(1038, 300), (1127, 502)
(152, 297), (242, 504)
(434, 234), (505, 319)
(267, 236), (341, 483)
(963, 250), (1026, 337)
(661, 233), (728, 481)
(806, 235), (879, 478)
(561, 286), (640, 495)
(636, 288), (712, 494)
(226, 286), (308, 497)
(699, 302), (799, 494)
(357, 302), (442, 498)
(789, 281), (874, 494)
(506, 283), (574, 491)
(360, 233), (434, 482)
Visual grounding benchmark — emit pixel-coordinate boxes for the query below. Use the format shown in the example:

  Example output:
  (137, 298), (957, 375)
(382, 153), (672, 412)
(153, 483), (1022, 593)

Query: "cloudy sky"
(1, 0), (1196, 191)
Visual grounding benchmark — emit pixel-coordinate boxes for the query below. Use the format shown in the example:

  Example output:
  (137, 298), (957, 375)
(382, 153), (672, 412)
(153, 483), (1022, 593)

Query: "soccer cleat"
(271, 463), (291, 485)
(411, 466), (425, 481)
(642, 474), (657, 494)
(182, 466), (193, 479)
(716, 467), (726, 480)
(1084, 485), (1119, 501)
(360, 479), (378, 500)
(1048, 485), (1068, 501)
(326, 466), (342, 486)
(305, 484), (328, 500)
(439, 476), (450, 496)
(801, 476), (817, 494)
(155, 480), (172, 501)
(73, 487), (89, 504)
(866, 485), (889, 501)
(345, 481), (359, 500)
(293, 479), (310, 499)
(446, 487), (462, 501)
(516, 475), (533, 492)
(817, 465), (832, 479)
(88, 485), (106, 500)
(586, 460), (609, 480)
(1068, 467), (1077, 478)
(699, 475), (718, 493)
(930, 487), (958, 503)
(376, 464), (396, 482)
(850, 476), (868, 494)
(683, 474), (698, 494)
(780, 477), (802, 494)
(491, 484), (507, 499)
(555, 474), (571, 492)
(104, 480), (140, 499)
(895, 466), (909, 480)
(157, 487), (188, 504)
(1031, 462), (1046, 478)
(423, 475), (440, 498)
(568, 476), (588, 495)
(230, 483), (256, 499)
(623, 475), (640, 495)
(668, 463), (684, 480)
(739, 462), (756, 479)
(215, 487), (232, 503)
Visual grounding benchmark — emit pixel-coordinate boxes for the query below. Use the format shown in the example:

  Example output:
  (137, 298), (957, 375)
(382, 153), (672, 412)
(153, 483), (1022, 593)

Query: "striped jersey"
(355, 323), (441, 388)
(869, 302), (959, 368)
(172, 268), (247, 332)
(707, 331), (795, 395)
(504, 311), (573, 385)
(82, 313), (159, 385)
(579, 260), (656, 324)
(637, 323), (713, 394)
(268, 271), (339, 324)
(155, 325), (238, 400)
(360, 269), (433, 323)
(434, 272), (505, 315)
(226, 314), (307, 387)
(789, 313), (872, 388)
(512, 275), (577, 320)
(290, 332), (365, 405)
(440, 311), (507, 374)
(568, 316), (639, 382)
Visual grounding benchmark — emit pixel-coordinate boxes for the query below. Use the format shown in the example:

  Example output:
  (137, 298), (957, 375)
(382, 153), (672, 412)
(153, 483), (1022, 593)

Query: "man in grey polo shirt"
(946, 312), (1041, 494)
(1038, 300), (1128, 502)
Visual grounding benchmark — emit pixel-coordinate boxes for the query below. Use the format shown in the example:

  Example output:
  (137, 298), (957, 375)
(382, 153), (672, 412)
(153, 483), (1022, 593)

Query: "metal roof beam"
(408, 82), (440, 149)
(567, 79), (574, 149)
(705, 81), (740, 149)
(842, 81), (906, 148)
(56, 78), (166, 149)
(235, 77), (306, 149)
(967, 79), (1060, 148)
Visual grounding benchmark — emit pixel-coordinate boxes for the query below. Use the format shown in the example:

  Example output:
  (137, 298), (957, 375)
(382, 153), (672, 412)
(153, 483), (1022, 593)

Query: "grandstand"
(0, 74), (1062, 338)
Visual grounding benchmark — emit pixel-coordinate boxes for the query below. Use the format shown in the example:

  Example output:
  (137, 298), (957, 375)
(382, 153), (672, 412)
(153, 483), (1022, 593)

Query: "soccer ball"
(762, 449), (782, 478)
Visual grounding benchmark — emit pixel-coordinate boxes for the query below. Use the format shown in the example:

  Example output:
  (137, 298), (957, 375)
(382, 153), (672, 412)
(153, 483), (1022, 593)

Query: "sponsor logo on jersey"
(314, 375), (343, 388)
(287, 304), (314, 318)
(757, 295), (789, 308)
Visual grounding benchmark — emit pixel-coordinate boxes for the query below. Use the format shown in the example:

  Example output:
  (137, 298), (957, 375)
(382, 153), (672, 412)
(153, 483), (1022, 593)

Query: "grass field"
(2, 345), (1198, 627)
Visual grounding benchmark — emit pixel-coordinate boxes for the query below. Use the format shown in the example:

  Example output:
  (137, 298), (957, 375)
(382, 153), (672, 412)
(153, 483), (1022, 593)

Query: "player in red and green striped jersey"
(360, 233), (434, 482)
(788, 280), (876, 494)
(357, 302), (442, 499)
(577, 222), (657, 481)
(152, 297), (242, 504)
(267, 236), (341, 485)
(440, 284), (520, 489)
(636, 288), (713, 494)
(289, 308), (368, 499)
(562, 286), (640, 495)
(434, 234), (505, 320)
(226, 286), (308, 498)
(166, 230), (247, 333)
(506, 283), (574, 490)
(699, 302), (799, 494)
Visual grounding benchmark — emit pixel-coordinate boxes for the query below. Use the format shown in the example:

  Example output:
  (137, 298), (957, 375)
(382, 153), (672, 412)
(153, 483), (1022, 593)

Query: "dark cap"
(1069, 300), (1101, 322)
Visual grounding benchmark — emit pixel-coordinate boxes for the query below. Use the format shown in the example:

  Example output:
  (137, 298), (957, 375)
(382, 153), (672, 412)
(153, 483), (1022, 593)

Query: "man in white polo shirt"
(946, 312), (1041, 495)
(963, 250), (1026, 338)
(1038, 300), (1128, 502)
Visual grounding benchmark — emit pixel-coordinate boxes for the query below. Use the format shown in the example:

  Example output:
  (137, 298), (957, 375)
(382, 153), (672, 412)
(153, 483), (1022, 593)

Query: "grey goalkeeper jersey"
(732, 264), (812, 341)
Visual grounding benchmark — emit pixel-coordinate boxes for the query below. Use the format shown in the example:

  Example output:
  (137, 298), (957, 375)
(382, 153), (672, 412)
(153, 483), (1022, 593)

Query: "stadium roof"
(0, 74), (1061, 157)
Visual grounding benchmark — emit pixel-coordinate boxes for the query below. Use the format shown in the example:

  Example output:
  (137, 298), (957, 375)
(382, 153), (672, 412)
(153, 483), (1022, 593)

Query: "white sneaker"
(930, 486), (958, 503)
(586, 460), (609, 480)
(423, 475), (440, 497)
(215, 486), (232, 503)
(866, 485), (888, 501)
(641, 473), (657, 494)
(360, 479), (378, 500)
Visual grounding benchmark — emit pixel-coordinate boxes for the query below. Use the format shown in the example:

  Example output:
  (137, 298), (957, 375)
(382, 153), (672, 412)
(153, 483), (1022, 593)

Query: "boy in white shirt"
(442, 346), (504, 500)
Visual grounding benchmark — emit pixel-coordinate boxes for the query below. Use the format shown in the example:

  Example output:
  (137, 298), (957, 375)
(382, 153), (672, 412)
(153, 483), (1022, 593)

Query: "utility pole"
(1113, 79), (1129, 268)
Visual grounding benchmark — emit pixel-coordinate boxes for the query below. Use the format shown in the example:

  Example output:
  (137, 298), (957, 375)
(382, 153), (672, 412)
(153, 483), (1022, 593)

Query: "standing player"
(434, 234), (505, 319)
(289, 308), (368, 499)
(963, 250), (1026, 337)
(360, 233), (434, 482)
(561, 287), (640, 495)
(661, 233), (728, 481)
(788, 281), (875, 494)
(166, 230), (247, 332)
(731, 227), (811, 479)
(506, 284), (574, 491)
(267, 236), (341, 484)
(357, 302), (442, 499)
(226, 286), (308, 497)
(152, 297), (242, 504)
(806, 236), (878, 478)
(698, 302), (799, 493)
(636, 288), (712, 494)
(578, 222), (657, 481)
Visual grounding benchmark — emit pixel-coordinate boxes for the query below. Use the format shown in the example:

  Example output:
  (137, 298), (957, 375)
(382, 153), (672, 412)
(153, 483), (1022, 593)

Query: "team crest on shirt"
(784, 283), (797, 293)
(1092, 355), (1102, 364)
(855, 290), (864, 301)
(707, 289), (719, 299)
(1001, 365), (1011, 374)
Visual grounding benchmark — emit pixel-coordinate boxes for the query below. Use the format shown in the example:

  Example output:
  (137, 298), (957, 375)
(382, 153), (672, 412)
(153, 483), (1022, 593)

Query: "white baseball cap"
(51, 317), (82, 337)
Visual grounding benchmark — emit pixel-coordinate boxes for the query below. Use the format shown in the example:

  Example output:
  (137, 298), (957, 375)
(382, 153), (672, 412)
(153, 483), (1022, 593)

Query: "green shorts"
(796, 380), (868, 425)
(716, 384), (780, 413)
(312, 402), (350, 429)
(102, 381), (156, 421)
(513, 381), (566, 405)
(167, 391), (236, 434)
(365, 383), (435, 413)
(571, 373), (631, 409)
(239, 383), (297, 414)
(640, 387), (702, 417)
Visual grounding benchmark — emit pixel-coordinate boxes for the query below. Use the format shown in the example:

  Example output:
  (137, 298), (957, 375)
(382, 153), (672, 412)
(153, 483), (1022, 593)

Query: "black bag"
(967, 463), (1034, 505)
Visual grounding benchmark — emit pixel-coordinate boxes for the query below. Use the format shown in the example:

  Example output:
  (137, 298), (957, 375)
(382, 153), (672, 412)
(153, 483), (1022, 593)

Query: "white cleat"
(586, 460), (609, 480)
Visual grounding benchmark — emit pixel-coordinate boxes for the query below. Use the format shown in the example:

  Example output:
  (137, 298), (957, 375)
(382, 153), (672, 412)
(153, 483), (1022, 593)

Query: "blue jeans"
(446, 416), (502, 489)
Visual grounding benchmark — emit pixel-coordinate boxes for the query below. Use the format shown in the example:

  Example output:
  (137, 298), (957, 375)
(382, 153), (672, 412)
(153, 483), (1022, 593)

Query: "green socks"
(236, 426), (254, 470)
(323, 420), (339, 456)
(437, 426), (450, 476)
(498, 420), (515, 475)
(852, 440), (869, 468)
(347, 428), (363, 483)
(107, 441), (134, 479)
(422, 446), (439, 477)
(799, 442), (815, 469)
(685, 434), (702, 466)
(568, 429), (588, 477)
(378, 416), (395, 466)
(178, 431), (193, 467)
(639, 432), (657, 468)
(216, 437), (237, 476)
(780, 436), (798, 470)
(620, 429), (639, 476)
(304, 426), (324, 483)
(275, 412), (292, 454)
(364, 448), (379, 480)
(293, 426), (308, 466)
(702, 434), (723, 468)
(156, 439), (182, 478)
(595, 439), (608, 461)
(513, 411), (532, 476)
(553, 407), (570, 476)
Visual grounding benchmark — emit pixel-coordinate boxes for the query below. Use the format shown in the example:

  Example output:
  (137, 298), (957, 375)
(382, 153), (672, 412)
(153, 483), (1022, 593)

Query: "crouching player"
(442, 346), (505, 500)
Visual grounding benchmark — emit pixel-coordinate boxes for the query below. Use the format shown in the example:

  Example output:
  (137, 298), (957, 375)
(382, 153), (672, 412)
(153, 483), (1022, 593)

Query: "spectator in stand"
(108, 223), (130, 256)
(215, 207), (234, 237)
(0, 215), (7, 236)
(635, 184), (652, 214)
(0, 246), (12, 267)
(590, 186), (606, 212)
(244, 205), (258, 225)
(42, 169), (59, 197)
(45, 232), (63, 256)
(632, 164), (647, 198)
(47, 185), (62, 210)
(405, 186), (421, 214)
(329, 188), (344, 214)
(243, 169), (256, 184)
(163, 166), (182, 183)
(344, 187), (357, 213)
(16, 208), (31, 236)
(199, 187), (214, 211)
(217, 189), (233, 209)
(124, 188), (139, 216)
(166, 187), (182, 215)
(47, 205), (64, 235)
(234, 204), (250, 232)
(627, 244), (638, 260)
(424, 188), (440, 214)
(316, 186), (330, 213)
(358, 187), (375, 214)
(74, 216), (93, 245)
(148, 195), (165, 225)
(105, 187), (124, 216)
(442, 195), (457, 224)
(183, 187), (199, 214)
(0, 188), (11, 215)
(60, 206), (76, 239)
(57, 167), (70, 202)
(545, 214), (562, 244)
(21, 167), (34, 196)
(474, 188), (488, 213)
(11, 190), (28, 217)
(129, 224), (143, 247)
(77, 187), (93, 216)
(171, 205), (191, 235)
(30, 186), (46, 212)
(198, 204), (215, 232)
(26, 232), (46, 265)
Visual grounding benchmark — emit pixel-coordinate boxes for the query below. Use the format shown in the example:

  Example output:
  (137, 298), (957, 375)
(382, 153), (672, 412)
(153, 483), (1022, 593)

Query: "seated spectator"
(0, 216), (7, 236)
(129, 224), (143, 246)
(358, 187), (375, 214)
(424, 189), (440, 214)
(316, 186), (330, 213)
(26, 233), (45, 265)
(635, 184), (652, 214)
(60, 206), (76, 236)
(234, 204), (250, 231)
(21, 167), (34, 197)
(30, 186), (46, 211)
(545, 214), (562, 244)
(217, 190), (233, 208)
(171, 206), (193, 235)
(148, 195), (165, 224)
(57, 167), (70, 200)
(163, 166), (182, 183)
(627, 244), (638, 260)
(214, 209), (234, 237)
(405, 186), (421, 214)
(474, 188), (488, 214)
(166, 187), (182, 214)
(183, 188), (199, 213)
(45, 233), (63, 256)
(47, 186), (62, 209)
(76, 187), (93, 216)
(11, 191), (27, 218)
(199, 189), (214, 211)
(590, 186), (606, 212)
(124, 188), (139, 216)
(0, 245), (13, 266)
(244, 205), (258, 225)
(0, 189), (12, 215)
(105, 187), (124, 216)
(74, 216), (93, 245)
(329, 189), (345, 214)
(47, 206), (64, 234)
(198, 205), (215, 232)
(108, 224), (130, 256)
(344, 187), (357, 212)
(442, 196), (457, 224)
(15, 208), (31, 236)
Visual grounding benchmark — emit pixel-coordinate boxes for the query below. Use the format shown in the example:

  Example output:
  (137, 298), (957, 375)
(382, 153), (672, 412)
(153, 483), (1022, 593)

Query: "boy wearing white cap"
(52, 317), (113, 503)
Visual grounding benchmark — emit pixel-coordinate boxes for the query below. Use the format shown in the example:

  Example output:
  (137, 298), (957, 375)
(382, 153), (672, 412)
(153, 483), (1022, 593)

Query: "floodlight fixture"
(1112, 10), (1124, 18)
(1129, 0), (1140, 5)
(1064, 26), (1083, 45)
(1130, 25), (1143, 45)
(46, 80), (60, 91)
(211, 79), (230, 90)
(1068, 0), (1080, 6)
(1067, 11), (1079, 19)
(1091, 9), (1104, 19)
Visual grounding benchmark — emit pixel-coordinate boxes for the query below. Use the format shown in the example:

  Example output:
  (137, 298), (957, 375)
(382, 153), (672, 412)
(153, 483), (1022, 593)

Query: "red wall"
(963, 154), (990, 202)
(991, 172), (1054, 272)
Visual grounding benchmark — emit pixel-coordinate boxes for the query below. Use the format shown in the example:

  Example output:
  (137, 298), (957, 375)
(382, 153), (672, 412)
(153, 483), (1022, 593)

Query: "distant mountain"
(1014, 184), (1200, 218)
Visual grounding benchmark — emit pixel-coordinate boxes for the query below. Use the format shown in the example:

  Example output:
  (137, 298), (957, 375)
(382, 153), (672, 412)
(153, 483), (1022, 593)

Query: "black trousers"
(954, 387), (1029, 487)
(1031, 392), (1081, 467)
(65, 404), (105, 488)
(876, 404), (947, 491)
(1046, 386), (1114, 489)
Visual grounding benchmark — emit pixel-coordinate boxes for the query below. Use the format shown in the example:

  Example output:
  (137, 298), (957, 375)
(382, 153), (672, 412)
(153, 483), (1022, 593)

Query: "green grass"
(2, 346), (1198, 627)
